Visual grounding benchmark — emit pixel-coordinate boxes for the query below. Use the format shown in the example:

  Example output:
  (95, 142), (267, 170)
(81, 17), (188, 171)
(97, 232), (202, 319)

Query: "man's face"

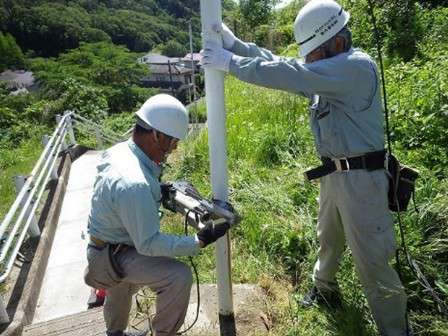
(304, 36), (345, 63)
(159, 133), (179, 154)
(153, 131), (179, 163)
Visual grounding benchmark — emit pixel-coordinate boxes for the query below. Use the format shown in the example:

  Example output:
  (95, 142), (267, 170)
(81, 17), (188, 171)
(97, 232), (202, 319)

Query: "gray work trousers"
(86, 246), (193, 336)
(312, 169), (407, 336)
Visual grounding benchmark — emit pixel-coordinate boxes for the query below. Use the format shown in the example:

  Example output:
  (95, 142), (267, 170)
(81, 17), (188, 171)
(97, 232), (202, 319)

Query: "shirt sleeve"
(229, 53), (363, 103)
(115, 181), (200, 257)
(231, 39), (280, 61)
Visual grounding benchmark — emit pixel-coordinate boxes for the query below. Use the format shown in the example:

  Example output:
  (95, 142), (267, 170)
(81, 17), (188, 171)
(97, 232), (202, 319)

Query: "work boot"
(299, 286), (342, 309)
(106, 329), (149, 336)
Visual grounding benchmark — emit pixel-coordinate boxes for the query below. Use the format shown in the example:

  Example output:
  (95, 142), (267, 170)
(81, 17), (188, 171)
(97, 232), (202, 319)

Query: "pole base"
(219, 313), (236, 336)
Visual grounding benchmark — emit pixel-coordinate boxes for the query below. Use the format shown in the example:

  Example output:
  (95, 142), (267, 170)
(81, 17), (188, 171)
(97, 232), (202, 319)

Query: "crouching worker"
(84, 94), (230, 336)
(200, 0), (408, 335)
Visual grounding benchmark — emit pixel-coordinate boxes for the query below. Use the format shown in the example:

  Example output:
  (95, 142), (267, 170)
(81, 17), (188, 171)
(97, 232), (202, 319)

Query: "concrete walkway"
(33, 151), (102, 323)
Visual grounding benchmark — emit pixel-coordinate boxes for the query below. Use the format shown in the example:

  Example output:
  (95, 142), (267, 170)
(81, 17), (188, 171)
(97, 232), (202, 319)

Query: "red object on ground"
(87, 287), (106, 308)
(97, 288), (106, 299)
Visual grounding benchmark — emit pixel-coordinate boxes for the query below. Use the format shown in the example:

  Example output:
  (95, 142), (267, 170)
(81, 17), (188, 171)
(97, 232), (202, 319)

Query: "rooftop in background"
(149, 63), (193, 75)
(139, 53), (180, 64)
(0, 70), (35, 89)
(181, 53), (201, 62)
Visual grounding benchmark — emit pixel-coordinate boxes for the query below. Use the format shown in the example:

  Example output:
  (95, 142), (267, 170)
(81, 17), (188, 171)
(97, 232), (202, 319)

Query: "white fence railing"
(0, 111), (124, 323)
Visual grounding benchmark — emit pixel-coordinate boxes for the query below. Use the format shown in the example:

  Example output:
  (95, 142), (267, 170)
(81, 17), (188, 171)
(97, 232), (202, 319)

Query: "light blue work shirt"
(229, 40), (385, 158)
(88, 139), (199, 257)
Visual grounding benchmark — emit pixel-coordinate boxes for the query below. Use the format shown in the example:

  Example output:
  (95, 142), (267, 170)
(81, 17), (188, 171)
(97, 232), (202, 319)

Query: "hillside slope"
(0, 0), (200, 57)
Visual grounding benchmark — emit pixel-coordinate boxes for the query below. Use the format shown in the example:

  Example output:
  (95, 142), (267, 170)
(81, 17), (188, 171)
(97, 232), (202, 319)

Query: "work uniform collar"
(127, 139), (162, 178)
(331, 47), (354, 60)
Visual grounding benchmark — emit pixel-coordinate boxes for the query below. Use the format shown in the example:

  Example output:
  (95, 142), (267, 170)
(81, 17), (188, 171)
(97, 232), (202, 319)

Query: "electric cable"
(366, 0), (392, 155)
(130, 288), (155, 333)
(366, 0), (448, 325)
(176, 209), (201, 335)
(129, 210), (201, 335)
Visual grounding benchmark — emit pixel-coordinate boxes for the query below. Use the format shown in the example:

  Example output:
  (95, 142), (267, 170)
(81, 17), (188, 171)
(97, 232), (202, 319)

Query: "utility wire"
(366, 0), (392, 154)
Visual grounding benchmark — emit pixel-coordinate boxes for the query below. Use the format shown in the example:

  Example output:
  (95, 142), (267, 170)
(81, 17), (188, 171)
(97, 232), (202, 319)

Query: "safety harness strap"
(304, 150), (386, 181)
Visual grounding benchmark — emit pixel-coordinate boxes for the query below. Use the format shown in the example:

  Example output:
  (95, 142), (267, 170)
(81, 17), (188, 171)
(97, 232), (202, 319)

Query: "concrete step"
(23, 307), (105, 336)
(23, 284), (269, 336)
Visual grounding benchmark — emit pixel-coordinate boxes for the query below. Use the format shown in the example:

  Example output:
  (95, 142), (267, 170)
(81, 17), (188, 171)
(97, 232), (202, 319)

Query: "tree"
(0, 31), (25, 71)
(1, 0), (201, 56)
(161, 40), (187, 57)
(239, 0), (275, 27)
(31, 42), (152, 115)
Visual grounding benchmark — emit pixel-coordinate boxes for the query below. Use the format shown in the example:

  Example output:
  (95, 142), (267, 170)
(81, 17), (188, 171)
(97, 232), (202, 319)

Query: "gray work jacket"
(229, 40), (385, 158)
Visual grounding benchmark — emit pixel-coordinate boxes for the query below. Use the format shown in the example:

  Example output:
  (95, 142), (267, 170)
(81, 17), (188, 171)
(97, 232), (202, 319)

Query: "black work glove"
(160, 182), (176, 212)
(196, 221), (230, 248)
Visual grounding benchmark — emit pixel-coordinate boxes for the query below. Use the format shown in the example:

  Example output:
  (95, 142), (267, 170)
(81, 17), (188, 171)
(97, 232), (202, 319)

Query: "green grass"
(0, 131), (48, 221)
(0, 131), (48, 293)
(160, 76), (448, 335)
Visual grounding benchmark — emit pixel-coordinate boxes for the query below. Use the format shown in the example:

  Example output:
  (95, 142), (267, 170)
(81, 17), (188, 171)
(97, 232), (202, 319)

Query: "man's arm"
(116, 182), (200, 257)
(220, 23), (282, 62)
(230, 39), (282, 62)
(229, 54), (360, 102)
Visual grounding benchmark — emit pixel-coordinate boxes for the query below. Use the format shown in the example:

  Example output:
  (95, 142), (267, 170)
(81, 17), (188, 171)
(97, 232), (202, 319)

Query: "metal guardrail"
(0, 111), (124, 323)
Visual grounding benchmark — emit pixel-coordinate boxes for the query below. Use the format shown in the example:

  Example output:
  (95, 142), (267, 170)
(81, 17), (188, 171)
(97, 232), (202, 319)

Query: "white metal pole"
(55, 114), (68, 151)
(0, 297), (8, 324)
(199, 1), (236, 335)
(95, 129), (103, 149)
(14, 176), (40, 237)
(65, 111), (76, 145)
(42, 135), (59, 180)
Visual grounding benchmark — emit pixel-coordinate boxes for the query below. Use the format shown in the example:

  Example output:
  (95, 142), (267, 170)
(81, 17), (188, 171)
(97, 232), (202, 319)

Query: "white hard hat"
(135, 94), (189, 140)
(294, 0), (350, 57)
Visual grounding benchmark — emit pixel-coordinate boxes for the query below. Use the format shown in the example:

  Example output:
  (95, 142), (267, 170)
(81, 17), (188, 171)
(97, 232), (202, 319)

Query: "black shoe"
(299, 286), (342, 309)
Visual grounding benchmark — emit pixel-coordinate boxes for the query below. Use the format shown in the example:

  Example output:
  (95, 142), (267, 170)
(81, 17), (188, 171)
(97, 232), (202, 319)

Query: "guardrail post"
(14, 175), (40, 237)
(42, 135), (59, 180)
(0, 298), (9, 324)
(95, 129), (103, 149)
(65, 112), (76, 145)
(55, 114), (68, 151)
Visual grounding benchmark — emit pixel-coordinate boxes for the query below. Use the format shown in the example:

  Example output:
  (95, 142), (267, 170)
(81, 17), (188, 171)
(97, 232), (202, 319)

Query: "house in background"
(180, 53), (201, 71)
(138, 53), (199, 104)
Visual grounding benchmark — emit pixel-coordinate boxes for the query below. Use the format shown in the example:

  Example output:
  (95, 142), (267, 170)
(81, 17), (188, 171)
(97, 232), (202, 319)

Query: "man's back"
(88, 140), (161, 246)
(227, 43), (386, 157)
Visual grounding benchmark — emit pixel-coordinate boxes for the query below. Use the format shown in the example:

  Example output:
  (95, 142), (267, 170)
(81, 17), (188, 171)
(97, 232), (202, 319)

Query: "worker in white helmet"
(84, 94), (230, 336)
(200, 0), (408, 335)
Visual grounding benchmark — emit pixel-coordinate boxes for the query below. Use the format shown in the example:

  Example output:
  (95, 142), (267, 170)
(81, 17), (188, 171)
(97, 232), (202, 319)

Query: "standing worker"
(200, 0), (409, 335)
(84, 94), (230, 336)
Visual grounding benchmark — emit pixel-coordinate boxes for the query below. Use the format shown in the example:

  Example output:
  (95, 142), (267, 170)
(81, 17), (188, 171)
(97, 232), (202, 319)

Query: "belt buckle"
(334, 157), (350, 172)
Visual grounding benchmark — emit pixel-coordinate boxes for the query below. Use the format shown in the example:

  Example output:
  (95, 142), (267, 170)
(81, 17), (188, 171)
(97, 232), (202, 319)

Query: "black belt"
(304, 150), (386, 181)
